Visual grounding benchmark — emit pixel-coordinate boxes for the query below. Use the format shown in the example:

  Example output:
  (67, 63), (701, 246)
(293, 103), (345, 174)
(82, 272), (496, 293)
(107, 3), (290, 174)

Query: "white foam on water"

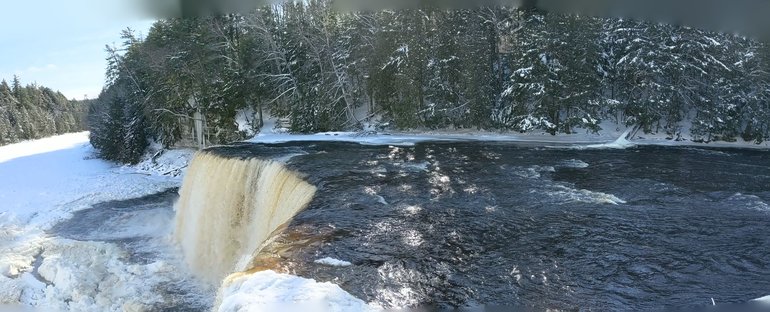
(727, 193), (770, 213)
(512, 165), (556, 179)
(401, 205), (423, 216)
(86, 208), (174, 241)
(401, 230), (425, 247)
(373, 262), (424, 308)
(314, 257), (353, 267)
(544, 184), (627, 205)
(561, 159), (590, 169)
(397, 161), (430, 172)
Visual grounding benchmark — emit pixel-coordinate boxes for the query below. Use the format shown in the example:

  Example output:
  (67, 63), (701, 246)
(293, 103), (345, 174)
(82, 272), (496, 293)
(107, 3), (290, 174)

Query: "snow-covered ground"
(0, 133), (187, 227)
(0, 132), (197, 310)
(131, 142), (195, 178)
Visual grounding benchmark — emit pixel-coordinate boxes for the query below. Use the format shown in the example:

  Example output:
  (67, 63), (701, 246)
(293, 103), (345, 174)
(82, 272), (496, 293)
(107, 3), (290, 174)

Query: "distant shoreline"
(243, 129), (770, 151)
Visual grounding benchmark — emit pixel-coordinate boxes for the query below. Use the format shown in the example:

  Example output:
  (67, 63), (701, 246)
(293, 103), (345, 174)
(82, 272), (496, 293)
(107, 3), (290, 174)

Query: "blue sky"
(0, 1), (156, 100)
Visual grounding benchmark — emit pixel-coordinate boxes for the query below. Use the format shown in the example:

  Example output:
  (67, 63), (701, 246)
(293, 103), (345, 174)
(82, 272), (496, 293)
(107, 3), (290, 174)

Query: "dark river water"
(54, 141), (770, 311)
(212, 141), (770, 311)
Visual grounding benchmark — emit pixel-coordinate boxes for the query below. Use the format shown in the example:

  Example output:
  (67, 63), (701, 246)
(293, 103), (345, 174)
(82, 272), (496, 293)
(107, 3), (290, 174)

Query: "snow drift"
(174, 151), (317, 284)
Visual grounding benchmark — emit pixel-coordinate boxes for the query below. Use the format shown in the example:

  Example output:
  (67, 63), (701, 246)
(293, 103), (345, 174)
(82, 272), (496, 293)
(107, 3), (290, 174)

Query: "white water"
(315, 257), (353, 267)
(543, 184), (628, 205)
(174, 152), (317, 285)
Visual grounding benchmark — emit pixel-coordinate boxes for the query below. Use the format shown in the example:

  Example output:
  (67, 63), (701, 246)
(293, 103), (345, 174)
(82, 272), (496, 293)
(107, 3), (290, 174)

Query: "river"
(55, 141), (770, 310)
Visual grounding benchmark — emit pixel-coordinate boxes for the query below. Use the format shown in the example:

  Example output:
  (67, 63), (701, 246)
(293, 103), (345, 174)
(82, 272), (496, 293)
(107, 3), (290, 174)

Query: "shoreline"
(244, 129), (770, 151)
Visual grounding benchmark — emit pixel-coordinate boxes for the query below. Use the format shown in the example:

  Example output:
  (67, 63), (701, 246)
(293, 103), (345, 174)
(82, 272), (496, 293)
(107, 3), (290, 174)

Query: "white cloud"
(25, 64), (59, 74)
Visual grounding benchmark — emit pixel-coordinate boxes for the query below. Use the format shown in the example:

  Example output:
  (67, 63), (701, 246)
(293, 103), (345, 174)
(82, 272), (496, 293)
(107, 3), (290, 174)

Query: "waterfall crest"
(174, 151), (316, 284)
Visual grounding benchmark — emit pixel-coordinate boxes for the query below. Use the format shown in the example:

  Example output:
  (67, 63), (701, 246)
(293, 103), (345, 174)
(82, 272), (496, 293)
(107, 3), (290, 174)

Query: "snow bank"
(130, 147), (194, 178)
(218, 270), (379, 312)
(10, 236), (210, 312)
(251, 117), (770, 151)
(250, 132), (433, 146)
(248, 130), (636, 147)
(314, 257), (353, 267)
(249, 117), (620, 146)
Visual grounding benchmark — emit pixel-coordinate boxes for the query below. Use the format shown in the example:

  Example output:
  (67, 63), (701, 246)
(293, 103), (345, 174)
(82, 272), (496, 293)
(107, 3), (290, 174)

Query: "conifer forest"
(88, 2), (770, 162)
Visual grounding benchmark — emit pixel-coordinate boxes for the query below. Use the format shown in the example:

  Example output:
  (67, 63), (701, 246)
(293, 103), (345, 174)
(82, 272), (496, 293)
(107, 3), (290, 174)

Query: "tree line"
(89, 2), (770, 163)
(0, 76), (88, 146)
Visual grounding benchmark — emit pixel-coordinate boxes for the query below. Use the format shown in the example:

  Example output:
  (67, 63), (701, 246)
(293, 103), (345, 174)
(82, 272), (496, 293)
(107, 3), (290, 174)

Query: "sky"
(0, 1), (156, 100)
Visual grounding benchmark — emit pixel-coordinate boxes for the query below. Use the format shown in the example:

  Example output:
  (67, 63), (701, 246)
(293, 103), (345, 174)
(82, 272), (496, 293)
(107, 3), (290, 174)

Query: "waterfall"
(174, 151), (317, 284)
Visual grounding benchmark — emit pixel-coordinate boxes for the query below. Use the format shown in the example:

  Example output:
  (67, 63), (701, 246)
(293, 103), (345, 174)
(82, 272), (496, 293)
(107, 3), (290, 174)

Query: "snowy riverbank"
(0, 132), (195, 310)
(247, 120), (770, 150)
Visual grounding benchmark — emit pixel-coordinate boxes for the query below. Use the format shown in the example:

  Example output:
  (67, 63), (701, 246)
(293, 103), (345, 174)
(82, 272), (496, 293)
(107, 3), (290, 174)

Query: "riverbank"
(246, 126), (770, 150)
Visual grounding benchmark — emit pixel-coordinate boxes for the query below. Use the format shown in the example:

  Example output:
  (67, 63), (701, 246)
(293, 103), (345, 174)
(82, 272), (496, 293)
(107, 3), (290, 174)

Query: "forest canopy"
(0, 76), (88, 146)
(89, 1), (770, 163)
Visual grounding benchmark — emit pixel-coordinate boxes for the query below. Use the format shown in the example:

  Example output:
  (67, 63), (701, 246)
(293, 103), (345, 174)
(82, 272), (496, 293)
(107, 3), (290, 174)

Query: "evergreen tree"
(85, 2), (770, 162)
(0, 77), (87, 146)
